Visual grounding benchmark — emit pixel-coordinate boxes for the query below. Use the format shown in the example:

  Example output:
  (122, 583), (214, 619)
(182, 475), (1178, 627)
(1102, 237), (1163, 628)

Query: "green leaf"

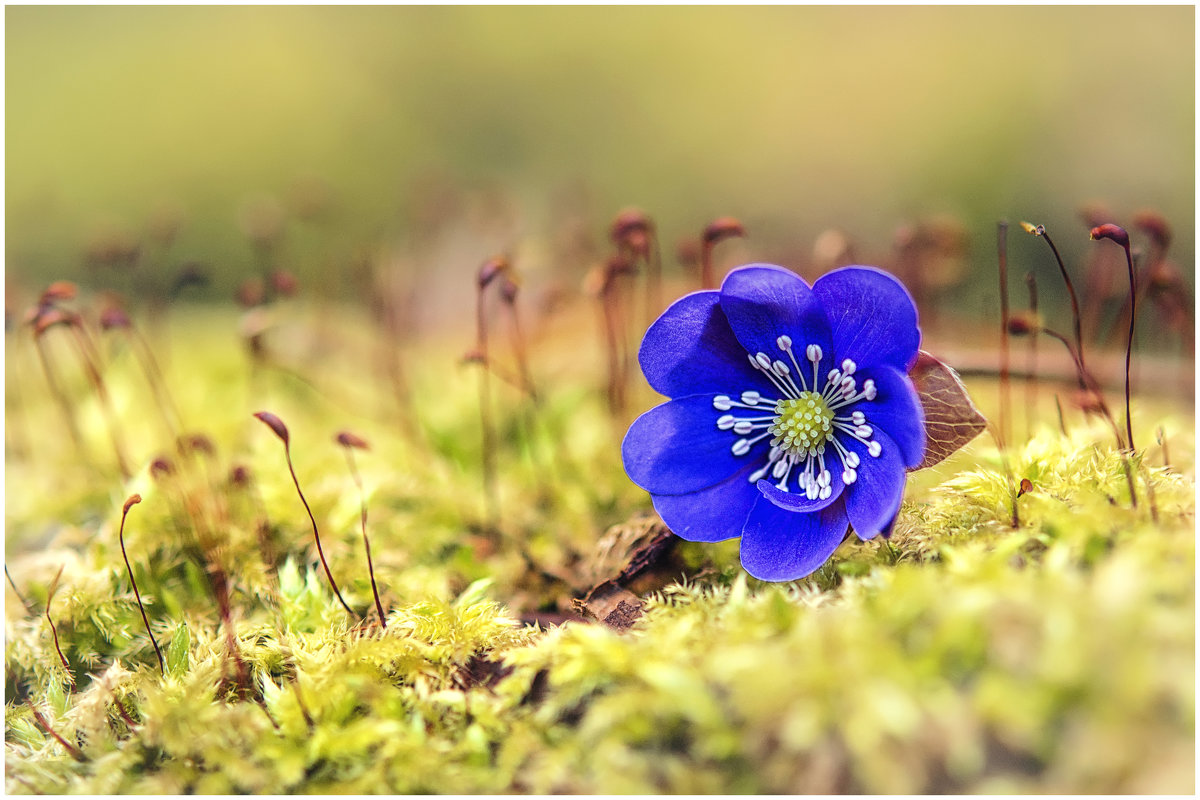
(167, 623), (190, 676)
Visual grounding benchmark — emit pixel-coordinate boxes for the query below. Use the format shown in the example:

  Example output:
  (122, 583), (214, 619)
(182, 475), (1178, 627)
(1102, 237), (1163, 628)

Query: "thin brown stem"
(6, 564), (34, 615)
(341, 445), (386, 629)
(44, 566), (74, 685)
(1024, 272), (1039, 440)
(1118, 241), (1136, 452)
(1036, 227), (1087, 375)
(284, 445), (353, 615)
(118, 496), (164, 674)
(996, 221), (1017, 527)
(25, 699), (86, 762)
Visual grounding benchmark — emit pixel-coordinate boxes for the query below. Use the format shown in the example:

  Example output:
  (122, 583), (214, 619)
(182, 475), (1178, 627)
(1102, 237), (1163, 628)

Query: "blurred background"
(5, 5), (1194, 338)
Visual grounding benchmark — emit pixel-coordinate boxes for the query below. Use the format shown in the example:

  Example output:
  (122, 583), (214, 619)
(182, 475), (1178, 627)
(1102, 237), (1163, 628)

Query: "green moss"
(5, 306), (1194, 793)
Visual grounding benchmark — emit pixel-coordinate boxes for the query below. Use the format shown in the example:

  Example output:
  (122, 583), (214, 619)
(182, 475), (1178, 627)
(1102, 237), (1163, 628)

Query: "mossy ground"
(5, 299), (1194, 793)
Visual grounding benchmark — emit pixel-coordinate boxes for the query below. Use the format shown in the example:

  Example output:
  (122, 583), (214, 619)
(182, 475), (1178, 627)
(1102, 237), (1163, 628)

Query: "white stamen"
(772, 458), (789, 479)
(863, 379), (877, 401)
(819, 484), (832, 500)
(717, 414), (735, 430)
(846, 451), (860, 468)
(755, 352), (773, 370)
(740, 390), (761, 405)
(842, 468), (857, 484)
(827, 368), (841, 386)
(806, 344), (822, 363)
(868, 440), (882, 458)
(733, 420), (755, 435)
(773, 360), (790, 376)
(841, 358), (856, 375)
(776, 334), (792, 351)
(732, 439), (752, 456)
(714, 395), (733, 411)
(851, 410), (866, 426)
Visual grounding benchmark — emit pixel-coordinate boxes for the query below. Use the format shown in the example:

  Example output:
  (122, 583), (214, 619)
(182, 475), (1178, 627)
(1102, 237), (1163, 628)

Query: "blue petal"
(755, 454), (845, 512)
(839, 428), (906, 540)
(813, 266), (921, 372)
(738, 495), (850, 581)
(639, 291), (773, 398)
(847, 364), (926, 469)
(718, 264), (833, 385)
(622, 394), (768, 495)
(651, 462), (760, 543)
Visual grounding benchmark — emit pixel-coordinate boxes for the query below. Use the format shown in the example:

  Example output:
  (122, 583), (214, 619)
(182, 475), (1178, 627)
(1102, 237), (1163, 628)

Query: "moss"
(4, 305), (1194, 793)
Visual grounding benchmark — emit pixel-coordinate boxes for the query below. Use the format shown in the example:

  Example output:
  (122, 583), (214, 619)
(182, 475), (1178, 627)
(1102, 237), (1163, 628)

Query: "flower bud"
(1006, 312), (1040, 336)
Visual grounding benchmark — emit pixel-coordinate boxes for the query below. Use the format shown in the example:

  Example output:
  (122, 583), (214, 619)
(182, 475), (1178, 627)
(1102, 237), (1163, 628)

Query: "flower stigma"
(769, 392), (834, 455)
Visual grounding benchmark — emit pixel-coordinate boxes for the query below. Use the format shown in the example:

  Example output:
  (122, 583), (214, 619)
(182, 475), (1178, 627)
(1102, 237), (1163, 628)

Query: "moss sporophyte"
(622, 264), (926, 581)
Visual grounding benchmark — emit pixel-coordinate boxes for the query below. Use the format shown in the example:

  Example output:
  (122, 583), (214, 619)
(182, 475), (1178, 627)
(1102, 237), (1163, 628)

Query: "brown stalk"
(25, 699), (86, 762)
(1024, 272), (1039, 439)
(44, 566), (75, 685)
(118, 495), (164, 674)
(336, 432), (386, 630)
(64, 316), (132, 478)
(1022, 222), (1086, 375)
(699, 217), (746, 290)
(996, 221), (1018, 527)
(474, 257), (506, 533)
(1089, 224), (1137, 452)
(253, 411), (353, 615)
(5, 564), (34, 615)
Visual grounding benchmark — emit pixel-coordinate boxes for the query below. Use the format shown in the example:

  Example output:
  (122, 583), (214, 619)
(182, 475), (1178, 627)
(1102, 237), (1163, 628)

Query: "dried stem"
(118, 495), (164, 674)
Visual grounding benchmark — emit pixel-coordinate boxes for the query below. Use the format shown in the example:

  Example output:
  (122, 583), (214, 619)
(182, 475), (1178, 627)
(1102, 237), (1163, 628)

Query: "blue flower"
(622, 264), (926, 581)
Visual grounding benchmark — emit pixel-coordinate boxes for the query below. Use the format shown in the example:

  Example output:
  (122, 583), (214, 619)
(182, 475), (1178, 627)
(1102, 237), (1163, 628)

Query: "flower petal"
(651, 462), (759, 543)
(754, 455), (845, 513)
(813, 266), (921, 372)
(639, 290), (773, 398)
(849, 363), (926, 469)
(839, 428), (907, 540)
(718, 264), (832, 383)
(622, 394), (766, 495)
(738, 495), (849, 581)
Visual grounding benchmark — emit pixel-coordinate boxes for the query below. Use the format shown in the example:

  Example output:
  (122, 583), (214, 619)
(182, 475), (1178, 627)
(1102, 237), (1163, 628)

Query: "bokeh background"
(6, 5), (1195, 325)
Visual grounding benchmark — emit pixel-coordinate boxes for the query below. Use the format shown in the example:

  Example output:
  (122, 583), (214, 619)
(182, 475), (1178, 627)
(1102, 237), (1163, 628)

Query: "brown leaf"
(909, 350), (987, 470)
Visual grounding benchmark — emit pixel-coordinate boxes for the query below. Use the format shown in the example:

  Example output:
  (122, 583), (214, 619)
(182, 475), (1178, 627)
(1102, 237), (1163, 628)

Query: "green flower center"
(769, 391), (834, 456)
